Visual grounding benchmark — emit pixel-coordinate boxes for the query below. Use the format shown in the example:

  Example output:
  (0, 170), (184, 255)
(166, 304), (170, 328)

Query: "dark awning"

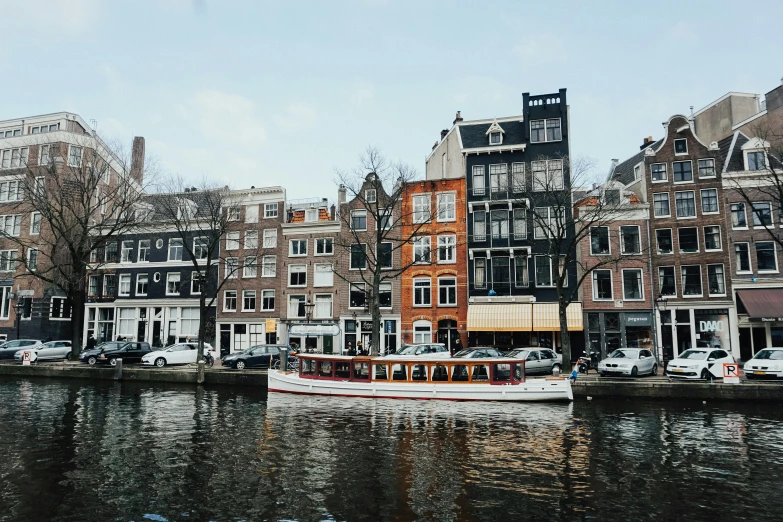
(736, 289), (783, 321)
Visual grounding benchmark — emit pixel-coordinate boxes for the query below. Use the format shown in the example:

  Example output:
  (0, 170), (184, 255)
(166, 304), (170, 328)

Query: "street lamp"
(654, 294), (668, 369)
(303, 298), (315, 353)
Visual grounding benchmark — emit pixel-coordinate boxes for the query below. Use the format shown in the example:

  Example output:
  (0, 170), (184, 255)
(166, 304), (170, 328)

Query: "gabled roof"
(459, 120), (526, 149)
(609, 140), (662, 185)
(485, 120), (505, 136)
(719, 131), (750, 173)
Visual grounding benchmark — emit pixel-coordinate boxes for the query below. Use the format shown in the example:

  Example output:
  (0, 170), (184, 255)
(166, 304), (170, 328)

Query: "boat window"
(493, 363), (512, 382)
(514, 364), (523, 381)
(301, 359), (315, 377)
(353, 362), (370, 380)
(451, 364), (469, 382)
(373, 363), (388, 380)
(411, 364), (428, 381)
(392, 363), (408, 381)
(335, 361), (351, 379)
(317, 360), (333, 378)
(472, 364), (489, 382)
(432, 364), (449, 382)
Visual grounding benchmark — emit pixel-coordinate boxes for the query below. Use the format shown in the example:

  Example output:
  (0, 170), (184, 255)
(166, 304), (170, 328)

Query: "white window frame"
(166, 272), (181, 296)
(223, 290), (237, 312)
(472, 166), (486, 196)
(314, 263), (334, 287)
(590, 226), (611, 256)
(245, 204), (259, 223)
(413, 320), (432, 344)
(289, 238), (307, 257)
(225, 231), (240, 251)
(707, 264), (726, 297)
(680, 265), (703, 298)
(350, 243), (367, 270)
(413, 277), (432, 307)
(243, 256), (257, 278)
(30, 212), (41, 235)
(413, 236), (431, 264)
(118, 274), (131, 296)
(489, 131), (502, 145)
(313, 294), (333, 319)
(620, 225), (641, 255)
(673, 160), (694, 184)
(651, 163), (667, 183)
(658, 266), (677, 297)
(652, 193), (671, 218)
(288, 264), (307, 287)
(674, 138), (688, 156)
(700, 189), (719, 215)
(261, 255), (276, 277)
(674, 191), (697, 219)
(698, 158), (716, 178)
(261, 289), (275, 311)
(378, 241), (393, 269)
(656, 228), (673, 255)
(678, 227), (700, 254)
(136, 274), (148, 296)
(262, 229), (277, 249)
(244, 230), (258, 250)
(592, 269), (613, 301)
(264, 203), (279, 218)
(225, 257), (238, 279)
(703, 226), (722, 252)
(436, 192), (456, 222)
(731, 202), (748, 229)
(242, 290), (256, 312)
(752, 202), (774, 228)
(315, 237), (334, 256)
(412, 194), (431, 224)
(621, 268), (644, 301)
(437, 235), (456, 264)
(745, 150), (768, 171)
(137, 240), (150, 262)
(168, 238), (183, 261)
(534, 255), (554, 287)
(350, 210), (367, 231)
(191, 271), (204, 294)
(227, 206), (241, 221)
(365, 189), (377, 203)
(438, 277), (457, 306)
(735, 242), (752, 274)
(756, 241), (778, 273)
(67, 145), (82, 167)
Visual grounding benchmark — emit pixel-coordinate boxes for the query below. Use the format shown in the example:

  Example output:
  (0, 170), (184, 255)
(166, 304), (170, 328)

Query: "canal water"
(0, 377), (781, 522)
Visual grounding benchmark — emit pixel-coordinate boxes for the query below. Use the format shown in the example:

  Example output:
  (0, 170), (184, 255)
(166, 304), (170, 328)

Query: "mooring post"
(197, 360), (205, 384)
(114, 358), (123, 381)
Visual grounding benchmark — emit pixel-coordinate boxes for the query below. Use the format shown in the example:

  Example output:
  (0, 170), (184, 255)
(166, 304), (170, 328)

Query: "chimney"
(440, 129), (448, 140)
(130, 136), (145, 183)
(287, 205), (294, 223)
(453, 111), (463, 125)
(330, 204), (336, 220)
(337, 184), (347, 206)
(639, 136), (654, 150)
(432, 141), (438, 151)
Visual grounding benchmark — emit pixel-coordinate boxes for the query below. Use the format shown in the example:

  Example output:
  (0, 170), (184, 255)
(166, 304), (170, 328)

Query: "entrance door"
(323, 336), (333, 354)
(220, 325), (231, 356)
(137, 321), (146, 343)
(437, 320), (459, 352)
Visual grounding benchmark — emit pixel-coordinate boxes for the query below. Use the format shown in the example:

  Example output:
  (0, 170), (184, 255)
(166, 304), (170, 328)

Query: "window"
(349, 283), (367, 309)
(708, 265), (725, 295)
(514, 256), (529, 287)
(289, 264), (307, 286)
(2, 147), (30, 169)
(179, 308), (200, 337)
(757, 242), (777, 271)
(168, 238), (183, 261)
(622, 269), (643, 300)
(511, 163), (525, 193)
(50, 297), (71, 320)
(474, 258), (486, 289)
(0, 250), (18, 272)
(700, 189), (718, 214)
(365, 189), (377, 203)
(379, 242), (393, 268)
(438, 277), (457, 306)
(413, 278), (431, 306)
(490, 210), (509, 239)
(118, 274), (131, 296)
(262, 229), (277, 249)
(104, 274), (116, 296)
(653, 193), (670, 217)
(314, 294), (333, 318)
(412, 195), (430, 223)
(530, 120), (545, 142)
(533, 256), (552, 287)
(673, 161), (693, 182)
(0, 215), (21, 236)
(590, 227), (610, 255)
(651, 163), (667, 182)
(351, 210), (367, 231)
(659, 267), (676, 296)
(633, 165), (641, 181)
(513, 208), (526, 239)
(472, 166), (485, 196)
(68, 146), (82, 167)
(314, 263), (333, 286)
(546, 119), (562, 141)
(34, 176), (45, 197)
(752, 202), (773, 227)
(261, 255), (276, 277)
(136, 274), (148, 296)
(0, 181), (21, 202)
(290, 239), (307, 256)
(678, 227), (699, 253)
(264, 203), (278, 218)
(351, 243), (367, 269)
(656, 229), (673, 254)
(376, 209), (392, 231)
(224, 291), (237, 312)
(413, 237), (431, 264)
(305, 209), (319, 222)
(492, 257), (510, 287)
(261, 290), (275, 311)
(748, 151), (766, 171)
(674, 138), (688, 155)
(190, 271), (204, 294)
(225, 257), (238, 279)
(532, 160), (564, 191)
(225, 232), (240, 250)
(489, 131), (501, 145)
(379, 283), (392, 308)
(288, 295), (306, 319)
(605, 190), (621, 205)
(437, 235), (455, 263)
(245, 205), (259, 223)
(39, 144), (54, 165)
(242, 290), (256, 311)
(675, 191), (696, 218)
(166, 273), (181, 295)
(592, 270), (613, 300)
(88, 276), (98, 296)
(735, 243), (751, 272)
(681, 265), (702, 296)
(227, 206), (241, 221)
(244, 231), (258, 250)
(118, 241), (132, 263)
(30, 212), (41, 235)
(703, 226), (721, 251)
(489, 164), (508, 194)
(243, 256), (257, 277)
(437, 192), (456, 221)
(137, 240), (150, 262)
(413, 320), (432, 344)
(27, 248), (37, 271)
(698, 158), (716, 178)
(473, 211), (486, 241)
(104, 242), (118, 263)
(731, 203), (747, 228)
(620, 226), (641, 254)
(316, 237), (333, 255)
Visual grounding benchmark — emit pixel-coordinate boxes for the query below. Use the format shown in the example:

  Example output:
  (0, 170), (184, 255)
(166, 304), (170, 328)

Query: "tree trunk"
(559, 303), (571, 371)
(198, 293), (207, 363)
(70, 289), (85, 360)
(371, 272), (381, 356)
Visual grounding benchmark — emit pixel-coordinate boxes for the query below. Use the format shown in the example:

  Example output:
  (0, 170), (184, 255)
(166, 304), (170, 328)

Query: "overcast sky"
(1, 0), (780, 200)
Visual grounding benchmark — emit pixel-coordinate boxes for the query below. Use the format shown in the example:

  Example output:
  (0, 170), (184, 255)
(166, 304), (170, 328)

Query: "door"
(323, 336), (333, 354)
(137, 321), (146, 343)
(526, 351), (543, 373)
(640, 350), (654, 373)
(152, 321), (162, 348)
(126, 343), (143, 363)
(220, 327), (231, 356)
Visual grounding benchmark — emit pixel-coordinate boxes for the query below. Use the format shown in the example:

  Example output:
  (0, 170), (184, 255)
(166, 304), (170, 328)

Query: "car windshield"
(453, 349), (474, 358)
(508, 350), (528, 358)
(396, 346), (420, 355)
(679, 350), (708, 360)
(609, 350), (637, 359)
(754, 349), (783, 360)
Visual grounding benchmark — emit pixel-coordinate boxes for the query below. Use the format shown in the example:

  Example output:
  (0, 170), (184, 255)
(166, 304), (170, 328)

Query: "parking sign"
(723, 362), (740, 384)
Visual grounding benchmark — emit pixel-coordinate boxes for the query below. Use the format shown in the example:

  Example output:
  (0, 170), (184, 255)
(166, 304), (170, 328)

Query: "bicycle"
(272, 357), (299, 371)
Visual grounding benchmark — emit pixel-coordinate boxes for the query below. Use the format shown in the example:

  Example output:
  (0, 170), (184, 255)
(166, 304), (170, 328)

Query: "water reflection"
(0, 377), (782, 521)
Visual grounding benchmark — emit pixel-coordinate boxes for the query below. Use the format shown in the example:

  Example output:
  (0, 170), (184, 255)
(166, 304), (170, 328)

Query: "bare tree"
(1, 136), (153, 358)
(334, 147), (439, 356)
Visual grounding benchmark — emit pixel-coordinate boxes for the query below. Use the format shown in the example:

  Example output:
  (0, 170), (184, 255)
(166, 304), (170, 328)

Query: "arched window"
(413, 320), (432, 344)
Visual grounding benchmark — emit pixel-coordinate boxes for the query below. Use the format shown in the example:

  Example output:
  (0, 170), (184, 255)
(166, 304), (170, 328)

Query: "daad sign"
(289, 324), (340, 337)
(723, 362), (741, 384)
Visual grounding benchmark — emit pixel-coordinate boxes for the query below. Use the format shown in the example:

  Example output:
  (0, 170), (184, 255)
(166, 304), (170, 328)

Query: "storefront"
(218, 318), (277, 356)
(341, 315), (399, 354)
(656, 308), (732, 361)
(282, 322), (340, 354)
(585, 311), (653, 359)
(735, 288), (783, 360)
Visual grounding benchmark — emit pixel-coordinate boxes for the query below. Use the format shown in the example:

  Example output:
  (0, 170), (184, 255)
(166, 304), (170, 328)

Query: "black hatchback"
(96, 342), (152, 366)
(222, 345), (290, 370)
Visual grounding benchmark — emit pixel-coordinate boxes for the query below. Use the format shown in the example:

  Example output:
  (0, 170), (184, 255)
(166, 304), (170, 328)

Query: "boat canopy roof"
(296, 353), (524, 364)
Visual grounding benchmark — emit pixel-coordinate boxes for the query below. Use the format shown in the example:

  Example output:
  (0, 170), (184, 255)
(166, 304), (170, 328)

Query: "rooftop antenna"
(689, 106), (694, 117)
(90, 119), (98, 132)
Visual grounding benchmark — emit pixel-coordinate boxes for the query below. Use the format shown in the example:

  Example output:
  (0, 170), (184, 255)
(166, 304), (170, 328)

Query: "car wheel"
(87, 356), (97, 365)
(599, 372), (606, 377)
(650, 364), (658, 377)
(551, 364), (561, 374)
(155, 358), (166, 368)
(631, 366), (638, 377)
(236, 360), (246, 370)
(746, 373), (755, 380)
(700, 368), (710, 380)
(109, 358), (117, 367)
(64, 352), (72, 360)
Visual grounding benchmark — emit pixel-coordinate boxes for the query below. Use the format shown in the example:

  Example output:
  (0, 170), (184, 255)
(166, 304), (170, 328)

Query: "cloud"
(349, 81), (376, 106)
(0, 0), (101, 33)
(180, 89), (267, 150)
(274, 103), (317, 131)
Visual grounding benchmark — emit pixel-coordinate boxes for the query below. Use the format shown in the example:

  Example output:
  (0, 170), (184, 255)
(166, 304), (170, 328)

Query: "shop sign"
(699, 320), (724, 332)
(756, 317), (783, 322)
(624, 313), (651, 326)
(360, 322), (374, 333)
(265, 318), (277, 332)
(290, 324), (340, 336)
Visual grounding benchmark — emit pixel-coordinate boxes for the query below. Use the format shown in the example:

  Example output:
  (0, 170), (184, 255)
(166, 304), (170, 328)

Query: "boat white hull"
(268, 370), (573, 402)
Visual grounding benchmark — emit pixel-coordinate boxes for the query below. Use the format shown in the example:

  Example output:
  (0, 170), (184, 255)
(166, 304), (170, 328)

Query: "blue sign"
(385, 321), (392, 333)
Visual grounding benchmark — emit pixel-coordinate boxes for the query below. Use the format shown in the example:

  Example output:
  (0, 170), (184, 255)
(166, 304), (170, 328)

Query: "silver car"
(14, 341), (72, 362)
(598, 348), (657, 377)
(506, 348), (562, 375)
(390, 343), (450, 359)
(0, 340), (43, 360)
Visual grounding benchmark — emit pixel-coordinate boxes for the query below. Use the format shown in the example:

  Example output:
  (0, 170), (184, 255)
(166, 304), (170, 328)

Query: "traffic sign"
(22, 350), (32, 366)
(723, 362), (741, 384)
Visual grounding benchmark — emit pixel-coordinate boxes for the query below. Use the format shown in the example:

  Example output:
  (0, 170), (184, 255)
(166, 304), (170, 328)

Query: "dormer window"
(305, 208), (319, 222)
(741, 137), (770, 172)
(748, 151), (766, 171)
(365, 189), (376, 203)
(674, 139), (688, 155)
(605, 190), (621, 205)
(489, 132), (501, 145)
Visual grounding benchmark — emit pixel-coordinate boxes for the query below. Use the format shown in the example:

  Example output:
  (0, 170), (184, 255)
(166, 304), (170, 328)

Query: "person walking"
(452, 336), (462, 356)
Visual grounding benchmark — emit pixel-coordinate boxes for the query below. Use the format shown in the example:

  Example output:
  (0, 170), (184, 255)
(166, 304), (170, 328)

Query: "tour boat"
(268, 354), (573, 402)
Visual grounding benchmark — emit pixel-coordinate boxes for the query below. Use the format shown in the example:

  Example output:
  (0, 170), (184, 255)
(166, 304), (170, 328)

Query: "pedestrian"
(452, 336), (462, 356)
(356, 340), (363, 354)
(87, 335), (97, 350)
(347, 342), (356, 356)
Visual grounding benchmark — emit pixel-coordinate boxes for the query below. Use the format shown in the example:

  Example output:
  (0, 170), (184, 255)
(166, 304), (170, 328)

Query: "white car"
(387, 343), (451, 359)
(597, 348), (657, 377)
(14, 341), (72, 362)
(141, 342), (215, 367)
(665, 348), (734, 380)
(743, 348), (783, 379)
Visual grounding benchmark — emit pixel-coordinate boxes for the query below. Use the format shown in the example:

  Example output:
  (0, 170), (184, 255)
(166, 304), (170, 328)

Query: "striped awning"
(467, 304), (532, 332)
(533, 303), (584, 331)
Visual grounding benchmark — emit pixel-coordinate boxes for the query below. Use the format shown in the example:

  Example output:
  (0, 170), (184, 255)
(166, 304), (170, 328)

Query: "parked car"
(141, 343), (214, 367)
(597, 348), (657, 377)
(388, 343), (450, 359)
(0, 340), (43, 360)
(665, 348), (734, 380)
(80, 341), (127, 365)
(505, 348), (562, 375)
(13, 341), (72, 362)
(743, 348), (783, 379)
(452, 347), (503, 359)
(222, 345), (290, 370)
(97, 342), (153, 366)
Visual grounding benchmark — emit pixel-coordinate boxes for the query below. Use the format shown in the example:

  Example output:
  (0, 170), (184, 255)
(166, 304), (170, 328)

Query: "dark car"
(96, 342), (152, 366)
(80, 341), (127, 365)
(452, 347), (504, 359)
(0, 340), (43, 359)
(222, 345), (290, 370)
